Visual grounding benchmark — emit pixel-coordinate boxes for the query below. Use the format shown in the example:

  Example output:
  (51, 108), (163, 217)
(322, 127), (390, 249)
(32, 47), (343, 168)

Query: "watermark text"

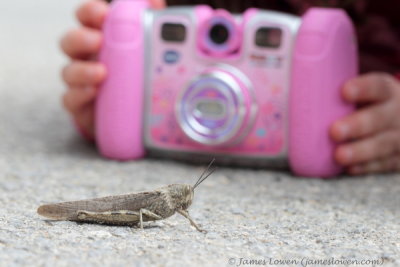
(227, 257), (384, 266)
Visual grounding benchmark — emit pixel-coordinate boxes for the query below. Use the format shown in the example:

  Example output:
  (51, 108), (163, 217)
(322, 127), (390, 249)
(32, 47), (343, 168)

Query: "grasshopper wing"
(37, 191), (162, 221)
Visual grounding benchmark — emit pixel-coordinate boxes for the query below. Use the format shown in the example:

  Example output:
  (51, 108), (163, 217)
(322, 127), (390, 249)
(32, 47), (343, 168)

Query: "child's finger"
(149, 0), (166, 9)
(342, 73), (393, 103)
(76, 0), (109, 29)
(75, 109), (95, 140)
(76, 0), (163, 29)
(331, 102), (393, 142)
(347, 156), (400, 175)
(60, 28), (102, 59)
(62, 61), (106, 87)
(63, 88), (96, 139)
(335, 130), (400, 166)
(63, 87), (97, 116)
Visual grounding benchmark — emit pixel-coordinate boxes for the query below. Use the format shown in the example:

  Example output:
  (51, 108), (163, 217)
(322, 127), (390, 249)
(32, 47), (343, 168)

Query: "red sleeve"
(396, 73), (400, 80)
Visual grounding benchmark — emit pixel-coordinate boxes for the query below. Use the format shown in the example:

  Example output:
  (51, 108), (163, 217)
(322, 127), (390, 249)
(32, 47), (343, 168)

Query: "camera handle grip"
(96, 0), (148, 160)
(289, 8), (358, 177)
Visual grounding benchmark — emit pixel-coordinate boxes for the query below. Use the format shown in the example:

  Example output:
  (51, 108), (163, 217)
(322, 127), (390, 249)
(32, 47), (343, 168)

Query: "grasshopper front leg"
(177, 209), (206, 233)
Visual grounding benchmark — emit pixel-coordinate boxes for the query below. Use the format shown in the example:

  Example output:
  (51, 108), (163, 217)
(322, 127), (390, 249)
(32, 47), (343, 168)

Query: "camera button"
(163, 50), (181, 64)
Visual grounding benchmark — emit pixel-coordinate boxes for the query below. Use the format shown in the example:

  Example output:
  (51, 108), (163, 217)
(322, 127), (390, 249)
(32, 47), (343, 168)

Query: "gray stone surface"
(0, 1), (399, 266)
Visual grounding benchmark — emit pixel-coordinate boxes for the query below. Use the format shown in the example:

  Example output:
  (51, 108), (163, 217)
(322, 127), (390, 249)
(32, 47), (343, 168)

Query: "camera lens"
(209, 23), (229, 45)
(198, 10), (241, 57)
(177, 68), (256, 146)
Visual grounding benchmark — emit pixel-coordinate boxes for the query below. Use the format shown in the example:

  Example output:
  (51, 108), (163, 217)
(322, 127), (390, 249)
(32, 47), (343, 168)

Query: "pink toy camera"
(96, 0), (358, 177)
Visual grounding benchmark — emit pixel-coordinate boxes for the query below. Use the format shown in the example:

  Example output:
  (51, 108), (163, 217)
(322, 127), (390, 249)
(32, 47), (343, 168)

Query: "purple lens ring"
(203, 66), (258, 146)
(181, 77), (238, 138)
(176, 67), (256, 146)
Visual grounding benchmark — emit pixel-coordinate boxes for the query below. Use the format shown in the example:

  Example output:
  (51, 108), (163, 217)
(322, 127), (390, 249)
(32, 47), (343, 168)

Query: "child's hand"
(61, 0), (109, 139)
(331, 73), (400, 175)
(61, 0), (165, 139)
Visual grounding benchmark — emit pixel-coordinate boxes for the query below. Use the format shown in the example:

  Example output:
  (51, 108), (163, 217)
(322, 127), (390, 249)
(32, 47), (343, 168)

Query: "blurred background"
(0, 0), (82, 159)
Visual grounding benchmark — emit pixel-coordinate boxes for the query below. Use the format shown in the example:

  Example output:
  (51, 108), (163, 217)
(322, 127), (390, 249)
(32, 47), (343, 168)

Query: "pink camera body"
(96, 0), (358, 177)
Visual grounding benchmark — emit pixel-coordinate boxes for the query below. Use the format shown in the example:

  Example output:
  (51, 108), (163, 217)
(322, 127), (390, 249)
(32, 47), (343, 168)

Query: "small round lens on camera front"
(209, 23), (229, 45)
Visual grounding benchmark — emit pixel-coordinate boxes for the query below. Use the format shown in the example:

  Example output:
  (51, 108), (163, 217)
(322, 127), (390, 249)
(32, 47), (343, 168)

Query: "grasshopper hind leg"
(76, 210), (140, 226)
(76, 209), (163, 229)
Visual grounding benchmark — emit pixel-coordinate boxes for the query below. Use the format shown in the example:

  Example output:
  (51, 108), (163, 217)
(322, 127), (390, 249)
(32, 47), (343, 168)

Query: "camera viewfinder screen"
(255, 27), (282, 48)
(161, 23), (186, 42)
(196, 101), (225, 118)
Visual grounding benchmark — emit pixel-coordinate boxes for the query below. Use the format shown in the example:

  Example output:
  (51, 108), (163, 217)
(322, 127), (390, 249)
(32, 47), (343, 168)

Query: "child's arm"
(331, 73), (400, 175)
(61, 0), (165, 140)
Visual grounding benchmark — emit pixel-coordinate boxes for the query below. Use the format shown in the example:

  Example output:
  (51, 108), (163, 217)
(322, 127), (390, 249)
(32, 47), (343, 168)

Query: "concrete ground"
(0, 1), (399, 266)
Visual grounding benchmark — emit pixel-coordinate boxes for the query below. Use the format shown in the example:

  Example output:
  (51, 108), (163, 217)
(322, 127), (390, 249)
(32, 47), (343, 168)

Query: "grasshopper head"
(166, 160), (217, 211)
(166, 184), (194, 211)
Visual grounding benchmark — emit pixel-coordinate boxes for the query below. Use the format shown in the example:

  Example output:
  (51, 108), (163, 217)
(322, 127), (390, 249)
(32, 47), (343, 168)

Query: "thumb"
(149, 0), (166, 9)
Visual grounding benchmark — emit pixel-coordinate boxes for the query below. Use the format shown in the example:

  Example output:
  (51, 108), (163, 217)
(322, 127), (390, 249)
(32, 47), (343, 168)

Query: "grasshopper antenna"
(193, 167), (217, 190)
(194, 158), (215, 187)
(193, 159), (217, 190)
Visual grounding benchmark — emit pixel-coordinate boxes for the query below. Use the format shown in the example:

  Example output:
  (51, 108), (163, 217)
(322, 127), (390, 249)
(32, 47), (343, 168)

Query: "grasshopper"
(37, 160), (217, 232)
